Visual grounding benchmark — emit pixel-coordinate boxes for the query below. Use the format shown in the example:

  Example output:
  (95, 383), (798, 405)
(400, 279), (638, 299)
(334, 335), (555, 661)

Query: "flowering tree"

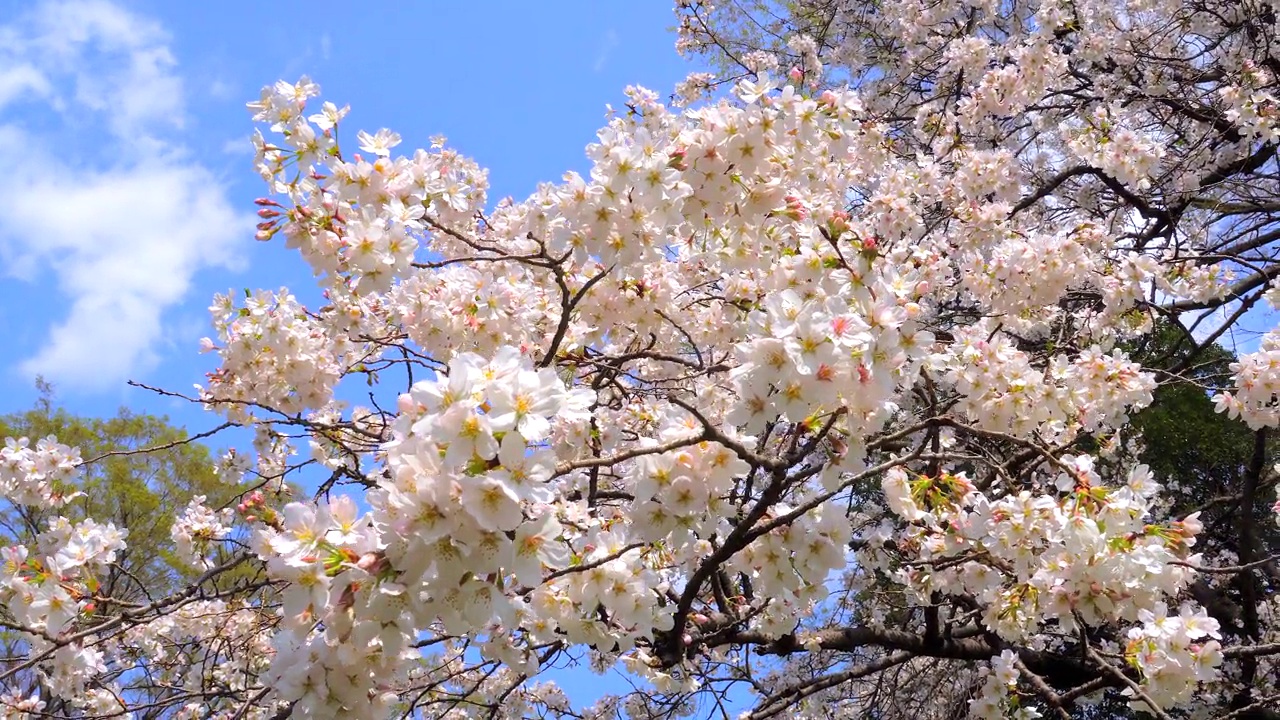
(0, 387), (243, 716)
(3, 0), (1280, 717)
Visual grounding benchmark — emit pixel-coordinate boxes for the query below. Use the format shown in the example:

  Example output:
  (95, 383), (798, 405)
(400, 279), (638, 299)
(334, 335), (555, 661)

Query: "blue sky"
(0, 0), (695, 430)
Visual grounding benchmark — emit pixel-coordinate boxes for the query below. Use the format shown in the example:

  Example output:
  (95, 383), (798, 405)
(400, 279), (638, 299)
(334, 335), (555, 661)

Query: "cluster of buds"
(253, 198), (286, 241)
(236, 491), (277, 527)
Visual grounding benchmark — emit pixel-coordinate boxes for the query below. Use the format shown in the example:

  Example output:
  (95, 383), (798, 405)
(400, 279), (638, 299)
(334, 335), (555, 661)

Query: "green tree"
(0, 379), (241, 603)
(0, 381), (257, 715)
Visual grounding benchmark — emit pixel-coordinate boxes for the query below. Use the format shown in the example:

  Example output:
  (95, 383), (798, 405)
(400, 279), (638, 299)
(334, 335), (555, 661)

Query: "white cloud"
(0, 64), (52, 109)
(222, 136), (255, 155)
(0, 0), (251, 391)
(594, 29), (618, 74)
(208, 78), (236, 101)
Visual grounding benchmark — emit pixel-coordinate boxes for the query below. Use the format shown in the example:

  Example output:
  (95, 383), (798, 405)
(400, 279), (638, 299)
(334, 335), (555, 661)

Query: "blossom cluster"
(239, 348), (601, 716)
(1123, 603), (1223, 709)
(0, 436), (81, 506)
(874, 459), (1213, 705)
(968, 650), (1041, 720)
(171, 495), (236, 570)
(1216, 328), (1280, 429)
(201, 288), (355, 419)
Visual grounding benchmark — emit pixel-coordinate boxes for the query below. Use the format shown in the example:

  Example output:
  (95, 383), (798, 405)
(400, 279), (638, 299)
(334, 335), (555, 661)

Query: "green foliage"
(0, 379), (240, 601)
(1129, 325), (1279, 552)
(1131, 328), (1257, 500)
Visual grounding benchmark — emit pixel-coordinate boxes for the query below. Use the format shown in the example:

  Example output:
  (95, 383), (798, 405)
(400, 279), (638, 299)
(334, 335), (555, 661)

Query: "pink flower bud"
(356, 552), (387, 575)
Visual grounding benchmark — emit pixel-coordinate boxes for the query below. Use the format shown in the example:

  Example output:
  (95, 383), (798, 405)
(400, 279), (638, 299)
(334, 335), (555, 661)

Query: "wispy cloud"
(208, 77), (236, 101)
(222, 136), (255, 155)
(593, 29), (618, 74)
(0, 0), (251, 391)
